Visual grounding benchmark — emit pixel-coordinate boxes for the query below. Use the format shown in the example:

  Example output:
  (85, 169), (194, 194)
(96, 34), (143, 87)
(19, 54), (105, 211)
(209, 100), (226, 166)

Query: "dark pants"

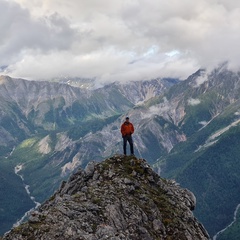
(123, 135), (134, 155)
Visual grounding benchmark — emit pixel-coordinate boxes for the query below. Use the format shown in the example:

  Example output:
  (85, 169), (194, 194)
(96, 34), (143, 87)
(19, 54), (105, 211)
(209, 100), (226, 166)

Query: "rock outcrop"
(2, 155), (209, 240)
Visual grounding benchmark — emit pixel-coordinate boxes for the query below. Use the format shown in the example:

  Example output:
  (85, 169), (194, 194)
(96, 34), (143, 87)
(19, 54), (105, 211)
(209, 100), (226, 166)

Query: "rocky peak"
(2, 156), (209, 240)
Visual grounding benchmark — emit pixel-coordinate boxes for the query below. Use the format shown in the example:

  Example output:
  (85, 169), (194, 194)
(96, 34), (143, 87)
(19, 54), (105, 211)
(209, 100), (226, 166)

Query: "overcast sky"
(1, 0), (240, 83)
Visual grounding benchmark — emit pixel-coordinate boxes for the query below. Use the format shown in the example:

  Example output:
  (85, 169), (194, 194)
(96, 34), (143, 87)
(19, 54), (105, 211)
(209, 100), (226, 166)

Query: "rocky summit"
(2, 156), (209, 240)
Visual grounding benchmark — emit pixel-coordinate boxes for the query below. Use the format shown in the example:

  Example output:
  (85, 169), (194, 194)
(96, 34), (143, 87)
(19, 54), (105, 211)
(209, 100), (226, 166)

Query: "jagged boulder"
(2, 155), (209, 240)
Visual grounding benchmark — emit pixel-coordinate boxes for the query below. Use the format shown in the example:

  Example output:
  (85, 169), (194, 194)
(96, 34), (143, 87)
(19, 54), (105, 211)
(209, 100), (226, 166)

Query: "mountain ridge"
(1, 155), (209, 240)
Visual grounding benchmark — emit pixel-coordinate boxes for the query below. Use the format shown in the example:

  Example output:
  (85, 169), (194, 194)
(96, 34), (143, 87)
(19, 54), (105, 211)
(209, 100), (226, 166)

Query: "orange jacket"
(121, 121), (134, 136)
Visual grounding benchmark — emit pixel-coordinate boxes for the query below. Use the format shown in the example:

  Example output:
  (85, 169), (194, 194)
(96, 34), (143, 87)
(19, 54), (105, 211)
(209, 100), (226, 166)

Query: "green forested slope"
(159, 123), (240, 237)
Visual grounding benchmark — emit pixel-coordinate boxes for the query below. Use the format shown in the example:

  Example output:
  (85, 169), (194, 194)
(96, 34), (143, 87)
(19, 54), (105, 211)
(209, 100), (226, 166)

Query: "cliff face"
(3, 155), (209, 240)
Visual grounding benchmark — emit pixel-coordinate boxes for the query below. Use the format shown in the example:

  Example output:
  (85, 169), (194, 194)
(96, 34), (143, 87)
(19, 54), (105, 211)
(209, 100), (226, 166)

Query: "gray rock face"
(2, 156), (209, 240)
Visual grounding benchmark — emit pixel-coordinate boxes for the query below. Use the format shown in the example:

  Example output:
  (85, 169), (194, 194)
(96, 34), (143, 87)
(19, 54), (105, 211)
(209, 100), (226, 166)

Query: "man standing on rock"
(121, 117), (134, 156)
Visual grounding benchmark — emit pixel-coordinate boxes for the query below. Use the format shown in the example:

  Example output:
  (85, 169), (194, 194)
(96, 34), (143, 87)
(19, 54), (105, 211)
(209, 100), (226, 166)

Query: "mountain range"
(1, 64), (240, 239)
(0, 75), (177, 235)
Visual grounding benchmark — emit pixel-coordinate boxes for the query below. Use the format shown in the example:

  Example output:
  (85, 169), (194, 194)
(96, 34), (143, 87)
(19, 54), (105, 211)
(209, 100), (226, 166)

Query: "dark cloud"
(0, 1), (76, 66)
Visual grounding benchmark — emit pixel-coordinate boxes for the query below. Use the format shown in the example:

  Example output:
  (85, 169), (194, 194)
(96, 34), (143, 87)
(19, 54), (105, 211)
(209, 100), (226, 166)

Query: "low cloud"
(1, 0), (240, 82)
(193, 71), (209, 87)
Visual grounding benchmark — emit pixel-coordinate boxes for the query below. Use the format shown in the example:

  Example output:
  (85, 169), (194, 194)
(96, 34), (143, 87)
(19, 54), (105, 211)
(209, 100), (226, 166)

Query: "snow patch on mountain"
(234, 111), (240, 116)
(199, 121), (208, 126)
(188, 98), (201, 106)
(195, 119), (240, 152)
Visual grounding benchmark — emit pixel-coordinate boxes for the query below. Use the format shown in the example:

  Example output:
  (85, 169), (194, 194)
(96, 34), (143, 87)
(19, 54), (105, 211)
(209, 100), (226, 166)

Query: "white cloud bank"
(1, 0), (240, 83)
